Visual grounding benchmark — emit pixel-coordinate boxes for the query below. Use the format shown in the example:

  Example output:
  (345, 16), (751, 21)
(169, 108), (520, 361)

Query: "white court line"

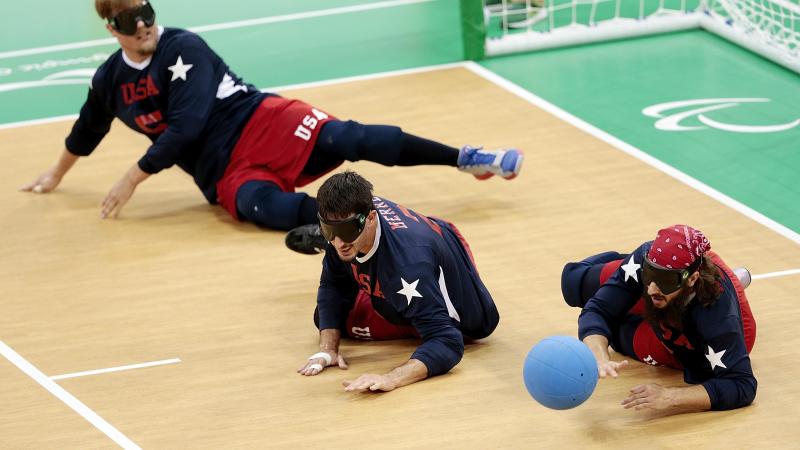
(264, 62), (465, 93)
(753, 268), (800, 280)
(0, 62), (465, 130)
(462, 61), (800, 247)
(1, 58), (798, 247)
(50, 358), (181, 381)
(0, 0), (437, 60)
(0, 340), (141, 450)
(189, 0), (437, 34)
(0, 113), (78, 131)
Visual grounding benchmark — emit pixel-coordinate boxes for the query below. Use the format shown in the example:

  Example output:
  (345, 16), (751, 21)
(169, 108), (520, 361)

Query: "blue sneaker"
(457, 146), (523, 180)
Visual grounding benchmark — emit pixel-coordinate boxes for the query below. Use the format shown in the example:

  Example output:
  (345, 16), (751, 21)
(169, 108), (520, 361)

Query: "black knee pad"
(561, 262), (591, 308)
(235, 180), (308, 230)
(561, 252), (628, 308)
(317, 120), (402, 165)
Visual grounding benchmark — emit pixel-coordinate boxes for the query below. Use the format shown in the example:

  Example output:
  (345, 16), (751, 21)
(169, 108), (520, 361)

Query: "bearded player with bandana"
(22, 0), (523, 253)
(560, 225), (756, 412)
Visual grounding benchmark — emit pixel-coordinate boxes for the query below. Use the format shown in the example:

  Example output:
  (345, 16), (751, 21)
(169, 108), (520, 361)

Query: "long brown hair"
(693, 256), (723, 306)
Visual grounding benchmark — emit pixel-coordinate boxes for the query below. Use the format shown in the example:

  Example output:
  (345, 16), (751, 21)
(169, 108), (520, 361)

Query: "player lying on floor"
(561, 225), (756, 412)
(297, 171), (500, 392)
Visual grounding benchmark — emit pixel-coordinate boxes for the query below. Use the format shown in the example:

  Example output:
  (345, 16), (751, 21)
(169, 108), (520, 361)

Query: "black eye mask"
(318, 212), (367, 243)
(642, 257), (701, 294)
(109, 1), (156, 35)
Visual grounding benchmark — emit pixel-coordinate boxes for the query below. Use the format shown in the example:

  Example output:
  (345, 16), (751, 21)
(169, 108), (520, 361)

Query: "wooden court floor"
(1, 67), (799, 448)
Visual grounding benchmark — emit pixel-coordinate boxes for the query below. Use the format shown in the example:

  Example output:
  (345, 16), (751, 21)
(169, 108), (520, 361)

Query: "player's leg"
(307, 119), (523, 180)
(235, 180), (318, 231)
(560, 251), (627, 308)
(611, 315), (682, 369)
(313, 290), (418, 340)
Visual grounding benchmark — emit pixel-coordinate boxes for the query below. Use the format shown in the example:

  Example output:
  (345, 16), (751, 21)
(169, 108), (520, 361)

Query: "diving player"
(22, 0), (523, 250)
(297, 171), (499, 392)
(561, 225), (757, 412)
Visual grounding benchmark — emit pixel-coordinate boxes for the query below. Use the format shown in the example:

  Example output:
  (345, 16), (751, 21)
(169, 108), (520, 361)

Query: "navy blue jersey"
(578, 242), (756, 410)
(65, 27), (268, 202)
(317, 197), (499, 376)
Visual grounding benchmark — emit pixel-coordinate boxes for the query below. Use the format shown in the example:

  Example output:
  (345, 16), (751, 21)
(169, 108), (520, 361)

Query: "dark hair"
(694, 256), (724, 306)
(317, 171), (374, 220)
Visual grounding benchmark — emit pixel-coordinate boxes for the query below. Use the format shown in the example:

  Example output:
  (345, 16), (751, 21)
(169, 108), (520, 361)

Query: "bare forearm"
(319, 328), (341, 354)
(54, 149), (81, 177)
(666, 384), (712, 412)
(124, 163), (150, 186)
(386, 358), (428, 388)
(583, 334), (611, 361)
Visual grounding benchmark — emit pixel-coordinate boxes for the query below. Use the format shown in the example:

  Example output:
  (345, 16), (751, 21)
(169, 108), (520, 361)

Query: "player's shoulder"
(91, 50), (124, 89)
(375, 240), (437, 280)
(691, 289), (743, 340)
(632, 241), (653, 259)
(161, 27), (202, 42)
(157, 27), (212, 53)
(380, 230), (436, 267)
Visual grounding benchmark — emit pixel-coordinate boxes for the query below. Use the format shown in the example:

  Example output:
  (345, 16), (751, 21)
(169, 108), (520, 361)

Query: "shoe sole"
(470, 149), (524, 181)
(734, 267), (752, 289)
(501, 150), (524, 180)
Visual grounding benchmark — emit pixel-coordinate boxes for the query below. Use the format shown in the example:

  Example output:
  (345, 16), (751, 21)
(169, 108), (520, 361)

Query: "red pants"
(344, 290), (419, 340)
(216, 96), (340, 219)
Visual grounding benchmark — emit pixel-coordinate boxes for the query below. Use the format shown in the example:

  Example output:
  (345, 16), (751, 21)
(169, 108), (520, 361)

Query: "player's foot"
(733, 267), (752, 289)
(285, 224), (328, 255)
(457, 145), (523, 180)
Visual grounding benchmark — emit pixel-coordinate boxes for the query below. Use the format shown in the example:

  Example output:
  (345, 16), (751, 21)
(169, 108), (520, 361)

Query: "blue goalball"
(523, 335), (599, 410)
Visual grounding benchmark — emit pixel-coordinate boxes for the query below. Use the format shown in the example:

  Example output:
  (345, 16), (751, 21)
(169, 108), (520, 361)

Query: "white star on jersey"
(397, 278), (423, 305)
(621, 255), (641, 283)
(705, 345), (727, 370)
(167, 56), (193, 82)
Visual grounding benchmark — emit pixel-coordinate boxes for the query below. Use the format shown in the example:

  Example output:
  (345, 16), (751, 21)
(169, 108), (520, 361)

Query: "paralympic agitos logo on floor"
(0, 53), (109, 94)
(0, 69), (97, 94)
(643, 98), (800, 133)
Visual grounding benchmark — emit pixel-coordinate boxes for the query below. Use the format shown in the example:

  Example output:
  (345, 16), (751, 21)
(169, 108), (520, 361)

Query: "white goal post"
(461, 0), (800, 73)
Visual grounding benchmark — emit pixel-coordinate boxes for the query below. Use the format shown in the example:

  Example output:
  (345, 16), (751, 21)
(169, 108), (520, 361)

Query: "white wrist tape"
(308, 363), (323, 371)
(308, 352), (332, 365)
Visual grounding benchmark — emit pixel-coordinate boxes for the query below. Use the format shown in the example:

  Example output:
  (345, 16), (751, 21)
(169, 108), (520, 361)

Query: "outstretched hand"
(597, 359), (629, 378)
(100, 164), (150, 219)
(101, 176), (138, 219)
(342, 374), (397, 393)
(297, 351), (348, 376)
(621, 383), (673, 410)
(20, 168), (63, 194)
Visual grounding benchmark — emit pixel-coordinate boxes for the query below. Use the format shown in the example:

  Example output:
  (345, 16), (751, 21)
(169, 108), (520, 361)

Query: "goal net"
(463, 0), (800, 73)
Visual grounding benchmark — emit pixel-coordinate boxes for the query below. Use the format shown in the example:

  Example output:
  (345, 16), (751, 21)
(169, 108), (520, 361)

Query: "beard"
(136, 39), (157, 57)
(643, 285), (693, 331)
(132, 26), (158, 57)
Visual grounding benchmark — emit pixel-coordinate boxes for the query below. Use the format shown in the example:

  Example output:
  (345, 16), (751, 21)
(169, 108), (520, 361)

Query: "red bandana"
(647, 225), (711, 269)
